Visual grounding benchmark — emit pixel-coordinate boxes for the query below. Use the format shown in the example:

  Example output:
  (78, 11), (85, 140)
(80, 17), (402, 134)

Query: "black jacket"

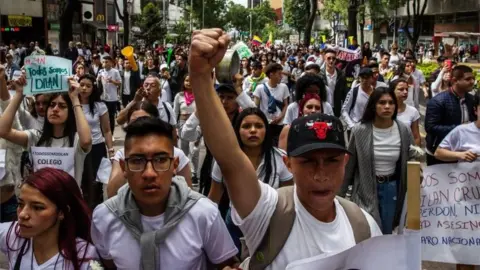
(122, 69), (141, 95)
(319, 68), (349, 117)
(425, 90), (476, 156)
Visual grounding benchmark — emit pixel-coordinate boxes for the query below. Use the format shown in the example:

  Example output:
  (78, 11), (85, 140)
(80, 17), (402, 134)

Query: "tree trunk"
(59, 0), (79, 55)
(123, 0), (130, 46)
(347, 0), (358, 41)
(304, 0), (317, 47)
(359, 9), (365, 46)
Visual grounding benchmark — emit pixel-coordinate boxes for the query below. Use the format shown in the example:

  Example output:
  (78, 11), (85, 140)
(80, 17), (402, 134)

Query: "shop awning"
(84, 21), (108, 30)
(434, 32), (480, 38)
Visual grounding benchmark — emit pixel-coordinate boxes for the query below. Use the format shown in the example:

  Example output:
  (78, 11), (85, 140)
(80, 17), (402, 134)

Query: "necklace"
(30, 244), (60, 270)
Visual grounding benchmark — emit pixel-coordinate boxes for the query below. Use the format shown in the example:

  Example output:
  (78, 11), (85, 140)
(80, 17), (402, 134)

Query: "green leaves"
(284, 0), (309, 33)
(135, 3), (167, 45)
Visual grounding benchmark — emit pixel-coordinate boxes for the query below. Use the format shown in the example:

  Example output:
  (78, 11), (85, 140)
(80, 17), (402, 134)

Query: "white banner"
(421, 162), (480, 265)
(31, 147), (75, 178)
(286, 231), (421, 270)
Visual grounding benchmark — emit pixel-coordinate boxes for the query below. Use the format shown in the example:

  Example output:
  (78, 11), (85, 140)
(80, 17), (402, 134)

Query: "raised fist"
(189, 29), (231, 77)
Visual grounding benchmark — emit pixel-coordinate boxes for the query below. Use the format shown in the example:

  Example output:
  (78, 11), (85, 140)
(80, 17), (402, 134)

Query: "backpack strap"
(249, 186), (296, 270)
(163, 102), (171, 124)
(348, 86), (359, 115)
(336, 196), (371, 244)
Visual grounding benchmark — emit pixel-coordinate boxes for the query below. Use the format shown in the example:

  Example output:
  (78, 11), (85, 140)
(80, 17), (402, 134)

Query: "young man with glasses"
(319, 49), (348, 117)
(242, 61), (268, 97)
(92, 117), (238, 269)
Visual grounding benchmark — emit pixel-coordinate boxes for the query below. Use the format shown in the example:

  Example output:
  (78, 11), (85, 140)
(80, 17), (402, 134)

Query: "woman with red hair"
(0, 168), (98, 269)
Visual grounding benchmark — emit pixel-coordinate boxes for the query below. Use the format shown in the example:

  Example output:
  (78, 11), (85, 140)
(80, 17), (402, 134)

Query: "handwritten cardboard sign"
(421, 162), (480, 265)
(285, 231), (421, 270)
(24, 56), (72, 95)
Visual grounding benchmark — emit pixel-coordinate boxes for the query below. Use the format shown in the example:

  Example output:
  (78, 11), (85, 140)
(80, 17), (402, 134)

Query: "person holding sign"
(0, 75), (92, 188)
(188, 29), (381, 270)
(434, 92), (480, 162)
(0, 168), (98, 269)
(341, 87), (418, 234)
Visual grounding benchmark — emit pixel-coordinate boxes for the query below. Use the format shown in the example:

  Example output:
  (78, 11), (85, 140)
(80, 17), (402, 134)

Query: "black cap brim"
(288, 142), (352, 157)
(215, 84), (237, 94)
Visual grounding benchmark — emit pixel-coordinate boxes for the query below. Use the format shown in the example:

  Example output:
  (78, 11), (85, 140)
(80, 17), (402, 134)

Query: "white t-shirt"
(99, 68), (122, 102)
(232, 182), (382, 269)
(91, 198), (238, 270)
(373, 122), (401, 176)
(82, 102), (108, 145)
(212, 148), (292, 189)
(160, 79), (172, 103)
(397, 104), (420, 128)
(26, 130), (90, 187)
(253, 82), (289, 122)
(157, 101), (177, 126)
(0, 222), (98, 270)
(283, 101), (334, 125)
(439, 122), (480, 156)
(123, 70), (131, 95)
(325, 69), (337, 107)
(113, 147), (189, 172)
(242, 76), (269, 93)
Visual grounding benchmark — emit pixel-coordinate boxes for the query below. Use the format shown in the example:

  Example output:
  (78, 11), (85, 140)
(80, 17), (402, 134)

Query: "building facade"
(0, 0), (45, 46)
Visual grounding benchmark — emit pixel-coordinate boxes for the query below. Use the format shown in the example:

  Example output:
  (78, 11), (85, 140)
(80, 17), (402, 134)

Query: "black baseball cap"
(215, 83), (236, 94)
(287, 113), (351, 157)
(251, 61), (262, 69)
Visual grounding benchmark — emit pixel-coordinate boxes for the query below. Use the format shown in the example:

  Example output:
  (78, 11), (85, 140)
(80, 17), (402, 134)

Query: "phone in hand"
(446, 59), (452, 71)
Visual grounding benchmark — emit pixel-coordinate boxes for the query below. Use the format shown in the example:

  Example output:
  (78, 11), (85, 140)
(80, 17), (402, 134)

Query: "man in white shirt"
(117, 75), (176, 127)
(91, 117), (238, 269)
(253, 63), (290, 146)
(189, 29), (381, 270)
(341, 68), (375, 130)
(435, 92), (480, 162)
(97, 56), (122, 135)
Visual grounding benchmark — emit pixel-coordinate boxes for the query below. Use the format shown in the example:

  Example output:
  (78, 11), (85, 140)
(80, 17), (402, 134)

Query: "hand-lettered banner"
(421, 162), (480, 265)
(285, 231), (421, 270)
(24, 56), (72, 95)
(232, 42), (253, 60)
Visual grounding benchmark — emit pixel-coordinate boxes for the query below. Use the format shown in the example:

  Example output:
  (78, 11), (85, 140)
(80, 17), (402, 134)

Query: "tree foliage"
(284, 0), (309, 37)
(304, 0), (318, 46)
(403, 0), (428, 50)
(190, 0), (227, 28)
(321, 0), (348, 28)
(225, 1), (250, 31)
(135, 3), (167, 45)
(170, 19), (191, 44)
(251, 1), (277, 36)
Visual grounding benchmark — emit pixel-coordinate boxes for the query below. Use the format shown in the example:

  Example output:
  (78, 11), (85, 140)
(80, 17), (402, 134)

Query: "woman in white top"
(388, 44), (403, 67)
(106, 101), (192, 198)
(0, 76), (92, 189)
(342, 88), (416, 234)
(283, 73), (333, 125)
(391, 79), (421, 146)
(430, 64), (451, 97)
(209, 108), (293, 255)
(435, 92), (480, 162)
(78, 74), (113, 208)
(0, 167), (98, 270)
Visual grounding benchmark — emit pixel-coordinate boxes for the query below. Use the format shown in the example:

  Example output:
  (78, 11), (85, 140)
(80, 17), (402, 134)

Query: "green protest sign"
(232, 42), (253, 59)
(24, 56), (72, 95)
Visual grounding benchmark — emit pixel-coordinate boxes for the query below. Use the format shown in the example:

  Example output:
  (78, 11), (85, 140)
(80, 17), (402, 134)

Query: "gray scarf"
(104, 176), (203, 269)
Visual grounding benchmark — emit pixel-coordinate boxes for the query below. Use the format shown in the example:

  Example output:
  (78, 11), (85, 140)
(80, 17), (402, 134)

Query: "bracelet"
(73, 104), (82, 109)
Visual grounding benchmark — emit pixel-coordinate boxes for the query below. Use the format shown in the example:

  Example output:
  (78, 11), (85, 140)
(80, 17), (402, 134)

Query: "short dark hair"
(361, 87), (398, 123)
(405, 57), (416, 63)
(452, 65), (473, 80)
(368, 62), (379, 69)
(124, 117), (174, 150)
(381, 52), (390, 58)
(103, 56), (113, 62)
(324, 48), (337, 56)
(437, 56), (447, 63)
(127, 101), (160, 122)
(265, 63), (283, 78)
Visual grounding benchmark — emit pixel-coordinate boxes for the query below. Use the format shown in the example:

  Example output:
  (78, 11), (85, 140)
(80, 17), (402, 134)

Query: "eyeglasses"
(125, 155), (174, 172)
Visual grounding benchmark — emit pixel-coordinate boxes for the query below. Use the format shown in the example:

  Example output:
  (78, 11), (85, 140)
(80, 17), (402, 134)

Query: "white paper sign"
(286, 231), (421, 270)
(31, 147), (75, 178)
(421, 162), (480, 265)
(0, 149), (6, 181)
(96, 157), (112, 184)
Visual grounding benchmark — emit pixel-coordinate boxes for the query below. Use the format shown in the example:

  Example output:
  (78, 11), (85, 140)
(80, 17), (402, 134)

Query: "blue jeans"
(225, 208), (243, 257)
(377, 180), (397, 234)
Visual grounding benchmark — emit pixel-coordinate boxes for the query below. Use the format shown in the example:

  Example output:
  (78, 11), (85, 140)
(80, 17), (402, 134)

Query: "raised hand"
(189, 29), (231, 77)
(67, 77), (81, 102)
(0, 65), (5, 80)
(12, 75), (26, 96)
